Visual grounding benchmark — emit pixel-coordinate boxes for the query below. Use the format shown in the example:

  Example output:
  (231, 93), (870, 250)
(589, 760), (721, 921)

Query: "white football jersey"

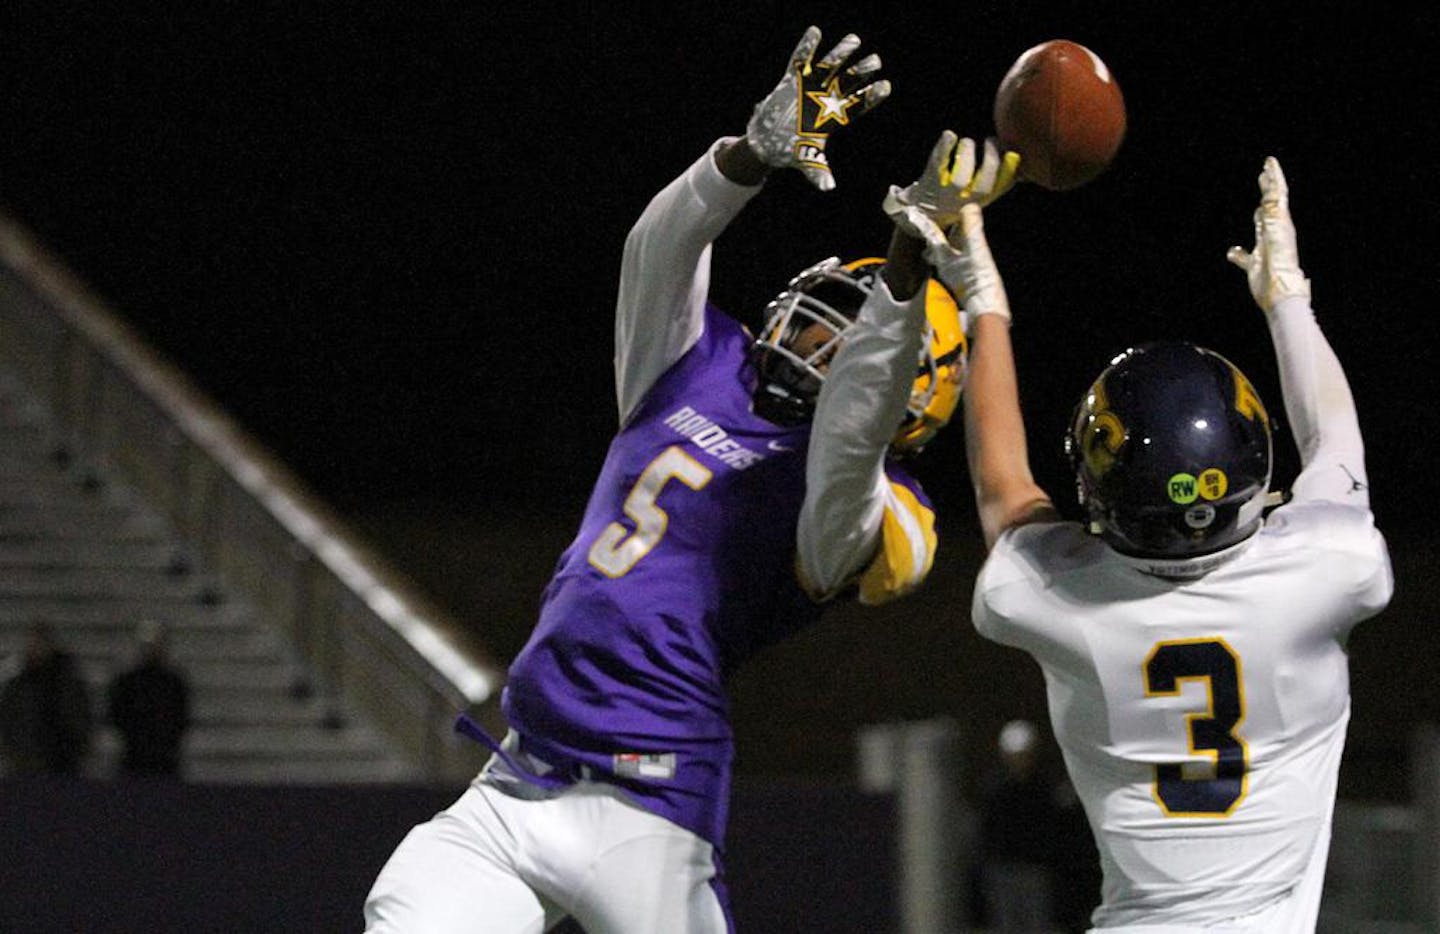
(973, 500), (1392, 928)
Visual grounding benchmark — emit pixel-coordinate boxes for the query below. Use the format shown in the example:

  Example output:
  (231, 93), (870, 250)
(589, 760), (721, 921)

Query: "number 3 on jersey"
(1143, 638), (1249, 817)
(588, 446), (712, 578)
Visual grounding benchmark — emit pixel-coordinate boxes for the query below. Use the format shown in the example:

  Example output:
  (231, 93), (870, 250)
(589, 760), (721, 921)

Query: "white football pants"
(363, 778), (730, 933)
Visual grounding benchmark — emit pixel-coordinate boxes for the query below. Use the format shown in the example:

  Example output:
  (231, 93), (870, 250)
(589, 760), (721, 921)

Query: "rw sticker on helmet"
(1168, 473), (1199, 504)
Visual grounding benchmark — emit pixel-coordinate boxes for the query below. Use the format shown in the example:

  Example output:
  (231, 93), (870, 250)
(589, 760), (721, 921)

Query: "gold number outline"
(1142, 637), (1250, 818)
(587, 446), (713, 578)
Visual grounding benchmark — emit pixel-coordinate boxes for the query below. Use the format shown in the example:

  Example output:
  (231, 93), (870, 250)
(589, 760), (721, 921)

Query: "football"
(993, 39), (1126, 190)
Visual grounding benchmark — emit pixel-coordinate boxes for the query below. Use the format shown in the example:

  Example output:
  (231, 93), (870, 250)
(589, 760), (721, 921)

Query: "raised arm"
(797, 133), (1020, 597)
(614, 27), (890, 425)
(1226, 157), (1369, 506)
(904, 143), (1057, 550)
(613, 138), (763, 426)
(963, 300), (1058, 550)
(795, 227), (930, 601)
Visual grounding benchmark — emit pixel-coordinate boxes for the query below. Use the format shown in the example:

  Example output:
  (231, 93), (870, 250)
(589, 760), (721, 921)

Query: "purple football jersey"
(502, 305), (919, 848)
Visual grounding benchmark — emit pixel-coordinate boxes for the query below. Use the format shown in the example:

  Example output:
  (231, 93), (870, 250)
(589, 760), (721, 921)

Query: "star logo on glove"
(805, 78), (857, 128)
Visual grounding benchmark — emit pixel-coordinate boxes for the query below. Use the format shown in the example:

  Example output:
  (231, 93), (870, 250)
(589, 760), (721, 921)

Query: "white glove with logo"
(882, 131), (1019, 237)
(745, 26), (890, 191)
(881, 131), (1015, 324)
(1226, 156), (1312, 312)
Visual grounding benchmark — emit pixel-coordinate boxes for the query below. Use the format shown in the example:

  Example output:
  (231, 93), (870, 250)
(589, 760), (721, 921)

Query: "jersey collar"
(1112, 524), (1261, 580)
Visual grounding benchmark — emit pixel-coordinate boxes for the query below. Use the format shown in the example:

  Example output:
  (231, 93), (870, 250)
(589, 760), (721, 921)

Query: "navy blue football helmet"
(1066, 342), (1273, 559)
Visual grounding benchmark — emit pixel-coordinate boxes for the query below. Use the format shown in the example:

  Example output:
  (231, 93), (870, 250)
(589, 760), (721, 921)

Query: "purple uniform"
(504, 304), (925, 847)
(365, 135), (938, 934)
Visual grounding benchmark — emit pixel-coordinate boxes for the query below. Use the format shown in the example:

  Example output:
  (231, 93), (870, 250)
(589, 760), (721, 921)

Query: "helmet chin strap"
(751, 381), (812, 426)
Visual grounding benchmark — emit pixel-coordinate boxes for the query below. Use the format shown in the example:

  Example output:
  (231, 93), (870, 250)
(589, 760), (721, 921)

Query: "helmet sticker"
(1075, 343), (1273, 560)
(1198, 468), (1228, 501)
(1233, 369), (1268, 423)
(1184, 504), (1217, 529)
(1167, 473), (1199, 504)
(1091, 374), (1110, 412)
(1082, 409), (1126, 477)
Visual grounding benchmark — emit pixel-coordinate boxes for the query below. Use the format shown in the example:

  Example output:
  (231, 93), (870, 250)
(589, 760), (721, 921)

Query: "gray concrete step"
(87, 719), (420, 785)
(185, 722), (398, 759)
(0, 566), (216, 601)
(0, 474), (105, 503)
(0, 506), (173, 541)
(0, 451), (68, 475)
(189, 693), (342, 728)
(0, 599), (251, 628)
(0, 615), (267, 653)
(0, 367), (417, 786)
(0, 538), (191, 570)
(186, 755), (421, 785)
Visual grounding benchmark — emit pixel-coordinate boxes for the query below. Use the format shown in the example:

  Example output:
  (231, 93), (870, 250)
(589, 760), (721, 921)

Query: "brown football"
(993, 39), (1126, 190)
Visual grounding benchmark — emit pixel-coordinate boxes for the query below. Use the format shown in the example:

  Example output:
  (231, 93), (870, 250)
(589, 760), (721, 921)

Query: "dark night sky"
(0, 3), (1437, 785)
(2, 3), (1436, 517)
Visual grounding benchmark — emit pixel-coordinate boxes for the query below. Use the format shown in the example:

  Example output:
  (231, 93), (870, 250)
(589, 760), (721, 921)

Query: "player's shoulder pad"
(1264, 499), (1387, 559)
(985, 520), (1098, 586)
(972, 521), (1095, 645)
(1264, 500), (1392, 611)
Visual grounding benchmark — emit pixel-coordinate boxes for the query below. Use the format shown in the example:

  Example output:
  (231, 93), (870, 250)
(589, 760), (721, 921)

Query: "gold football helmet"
(750, 256), (966, 453)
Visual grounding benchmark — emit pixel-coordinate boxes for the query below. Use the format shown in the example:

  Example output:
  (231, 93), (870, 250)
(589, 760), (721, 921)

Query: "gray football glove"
(745, 26), (891, 191)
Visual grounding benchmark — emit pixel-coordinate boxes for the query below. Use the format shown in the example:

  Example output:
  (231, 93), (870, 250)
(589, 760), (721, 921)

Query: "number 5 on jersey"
(588, 446), (713, 578)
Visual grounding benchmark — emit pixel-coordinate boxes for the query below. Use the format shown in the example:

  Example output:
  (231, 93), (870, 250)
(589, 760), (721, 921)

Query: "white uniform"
(972, 296), (1393, 932)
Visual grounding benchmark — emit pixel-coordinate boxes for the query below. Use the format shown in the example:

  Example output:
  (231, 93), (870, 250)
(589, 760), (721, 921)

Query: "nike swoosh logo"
(767, 440), (794, 452)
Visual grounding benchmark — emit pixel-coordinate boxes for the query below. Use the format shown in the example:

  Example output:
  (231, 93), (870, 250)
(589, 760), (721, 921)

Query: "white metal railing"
(0, 211), (503, 783)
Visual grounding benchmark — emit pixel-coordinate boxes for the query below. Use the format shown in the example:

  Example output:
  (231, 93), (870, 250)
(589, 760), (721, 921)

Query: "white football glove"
(1226, 156), (1312, 312)
(745, 26), (891, 191)
(881, 131), (1015, 324)
(926, 203), (1011, 324)
(882, 131), (1020, 238)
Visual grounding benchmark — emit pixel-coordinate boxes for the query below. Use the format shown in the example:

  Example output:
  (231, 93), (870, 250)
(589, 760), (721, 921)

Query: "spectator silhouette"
(973, 719), (1065, 932)
(0, 622), (94, 776)
(107, 619), (191, 778)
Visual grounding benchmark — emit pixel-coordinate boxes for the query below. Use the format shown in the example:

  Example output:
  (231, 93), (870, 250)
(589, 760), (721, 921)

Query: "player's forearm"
(1267, 296), (1369, 502)
(613, 138), (763, 422)
(617, 139), (760, 316)
(963, 314), (1055, 548)
(880, 227), (926, 302)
